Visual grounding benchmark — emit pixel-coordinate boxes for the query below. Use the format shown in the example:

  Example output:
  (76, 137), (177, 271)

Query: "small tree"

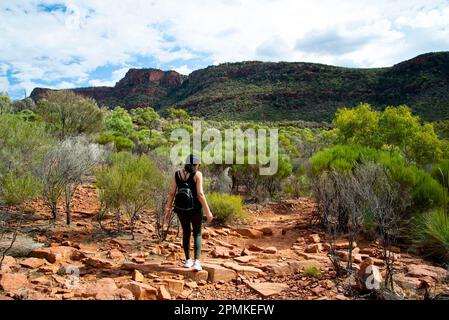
(96, 152), (165, 239)
(0, 114), (54, 205)
(104, 106), (134, 136)
(12, 98), (37, 113)
(36, 91), (104, 139)
(131, 107), (160, 137)
(38, 137), (105, 224)
(0, 93), (12, 115)
(165, 107), (191, 124)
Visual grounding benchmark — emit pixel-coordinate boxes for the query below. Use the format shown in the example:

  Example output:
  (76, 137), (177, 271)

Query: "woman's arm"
(195, 171), (214, 222)
(165, 175), (177, 221)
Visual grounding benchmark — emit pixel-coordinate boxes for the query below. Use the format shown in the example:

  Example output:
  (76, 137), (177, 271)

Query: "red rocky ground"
(1, 184), (448, 300)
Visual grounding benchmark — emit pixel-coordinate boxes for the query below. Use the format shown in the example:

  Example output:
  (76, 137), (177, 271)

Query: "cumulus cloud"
(1, 0), (449, 99)
(173, 65), (193, 75)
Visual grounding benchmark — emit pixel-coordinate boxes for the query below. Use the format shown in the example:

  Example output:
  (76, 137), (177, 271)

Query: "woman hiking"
(165, 154), (214, 271)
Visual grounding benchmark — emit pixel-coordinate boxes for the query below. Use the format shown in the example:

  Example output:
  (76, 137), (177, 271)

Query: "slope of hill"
(30, 52), (449, 122)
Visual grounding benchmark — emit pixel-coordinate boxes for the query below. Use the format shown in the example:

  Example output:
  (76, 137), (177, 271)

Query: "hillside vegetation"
(30, 52), (449, 122)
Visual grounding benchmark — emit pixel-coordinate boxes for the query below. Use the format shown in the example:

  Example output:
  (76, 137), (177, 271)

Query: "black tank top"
(175, 170), (202, 211)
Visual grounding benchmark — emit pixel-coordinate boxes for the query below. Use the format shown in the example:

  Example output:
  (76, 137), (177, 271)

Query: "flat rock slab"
(123, 262), (208, 282)
(202, 263), (237, 282)
(0, 234), (45, 257)
(221, 262), (265, 277)
(247, 282), (288, 298)
(406, 264), (448, 281)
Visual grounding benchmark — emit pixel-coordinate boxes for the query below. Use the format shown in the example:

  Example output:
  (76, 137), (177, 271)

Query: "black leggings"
(177, 210), (202, 260)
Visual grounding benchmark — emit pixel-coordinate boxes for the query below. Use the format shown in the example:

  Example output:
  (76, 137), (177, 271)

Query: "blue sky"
(1, 0), (449, 100)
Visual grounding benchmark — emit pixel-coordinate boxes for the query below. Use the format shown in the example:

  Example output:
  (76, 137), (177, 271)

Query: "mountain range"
(30, 52), (449, 122)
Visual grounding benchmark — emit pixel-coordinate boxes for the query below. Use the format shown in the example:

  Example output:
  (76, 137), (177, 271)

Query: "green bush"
(208, 192), (247, 224)
(303, 266), (321, 278)
(333, 104), (444, 165)
(0, 114), (54, 205)
(0, 172), (42, 205)
(97, 131), (135, 152)
(412, 209), (449, 262)
(310, 145), (447, 211)
(432, 159), (449, 190)
(36, 90), (104, 139)
(104, 106), (134, 136)
(96, 152), (165, 238)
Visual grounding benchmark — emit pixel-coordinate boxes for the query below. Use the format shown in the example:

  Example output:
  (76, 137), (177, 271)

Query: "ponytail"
(184, 163), (196, 173)
(184, 154), (200, 174)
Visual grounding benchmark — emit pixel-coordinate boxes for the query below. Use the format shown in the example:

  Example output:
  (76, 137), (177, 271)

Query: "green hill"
(31, 52), (449, 122)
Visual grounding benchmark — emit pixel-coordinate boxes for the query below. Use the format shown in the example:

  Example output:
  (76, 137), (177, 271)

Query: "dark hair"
(184, 154), (200, 173)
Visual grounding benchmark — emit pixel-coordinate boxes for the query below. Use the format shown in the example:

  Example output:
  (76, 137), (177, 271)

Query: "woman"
(165, 154), (214, 271)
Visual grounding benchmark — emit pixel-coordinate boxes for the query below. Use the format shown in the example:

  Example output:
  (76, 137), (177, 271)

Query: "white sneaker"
(193, 259), (202, 271)
(184, 259), (193, 268)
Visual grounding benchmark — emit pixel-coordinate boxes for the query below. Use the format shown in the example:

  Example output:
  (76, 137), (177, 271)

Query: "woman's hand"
(165, 207), (172, 222)
(205, 211), (214, 223)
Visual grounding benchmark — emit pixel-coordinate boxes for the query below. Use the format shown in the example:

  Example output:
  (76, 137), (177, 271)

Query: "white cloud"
(173, 65), (193, 75)
(1, 0), (449, 98)
(88, 67), (130, 87)
(0, 77), (9, 92)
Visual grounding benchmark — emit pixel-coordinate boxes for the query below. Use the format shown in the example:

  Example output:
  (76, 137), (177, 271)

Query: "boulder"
(96, 288), (135, 300)
(360, 247), (377, 257)
(247, 282), (288, 298)
(124, 281), (157, 300)
(0, 273), (28, 291)
(263, 247), (278, 254)
(234, 256), (256, 264)
(357, 258), (382, 291)
(305, 244), (322, 254)
(211, 247), (230, 258)
(31, 276), (52, 286)
(0, 234), (44, 257)
(20, 257), (47, 269)
(163, 279), (184, 297)
(248, 244), (264, 252)
(259, 227), (274, 236)
(157, 285), (172, 300)
(308, 234), (321, 243)
(334, 241), (357, 250)
(165, 267), (208, 282)
(30, 246), (84, 264)
(234, 228), (263, 239)
(84, 278), (118, 298)
(202, 263), (237, 282)
(132, 269), (145, 282)
(406, 264), (448, 281)
(221, 262), (265, 277)
(262, 262), (297, 276)
(82, 257), (115, 269)
(107, 249), (125, 261)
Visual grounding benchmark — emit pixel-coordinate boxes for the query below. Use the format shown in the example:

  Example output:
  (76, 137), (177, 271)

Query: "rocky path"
(1, 185), (448, 300)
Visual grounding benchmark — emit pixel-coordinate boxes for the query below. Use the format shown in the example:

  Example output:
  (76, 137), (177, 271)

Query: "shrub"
(97, 131), (135, 152)
(36, 91), (104, 139)
(0, 114), (54, 205)
(96, 152), (166, 239)
(333, 104), (444, 165)
(207, 192), (247, 224)
(310, 145), (446, 211)
(0, 172), (42, 205)
(412, 209), (449, 262)
(104, 106), (133, 136)
(0, 93), (12, 115)
(432, 159), (449, 191)
(38, 137), (105, 224)
(303, 266), (321, 278)
(130, 107), (160, 133)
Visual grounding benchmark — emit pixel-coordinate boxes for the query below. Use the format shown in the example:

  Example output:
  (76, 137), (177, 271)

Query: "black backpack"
(174, 171), (195, 211)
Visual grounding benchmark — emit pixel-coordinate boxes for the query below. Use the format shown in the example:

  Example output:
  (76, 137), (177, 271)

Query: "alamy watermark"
(169, 121), (279, 175)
